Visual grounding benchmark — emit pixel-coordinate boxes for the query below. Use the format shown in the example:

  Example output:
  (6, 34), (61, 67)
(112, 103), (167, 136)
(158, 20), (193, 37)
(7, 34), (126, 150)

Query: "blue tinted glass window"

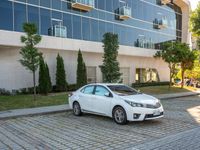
(28, 6), (39, 32)
(16, 0), (26, 2)
(72, 15), (81, 39)
(82, 86), (94, 94)
(62, 1), (71, 12)
(40, 9), (51, 35)
(99, 11), (105, 20)
(113, 0), (119, 11)
(99, 21), (106, 41)
(14, 3), (27, 32)
(82, 17), (90, 40)
(0, 1), (13, 30)
(40, 0), (50, 8)
(91, 19), (99, 42)
(52, 11), (62, 19)
(105, 0), (113, 12)
(63, 13), (72, 38)
(28, 0), (39, 5)
(94, 86), (110, 96)
(97, 0), (105, 10)
(52, 0), (61, 10)
(114, 25), (121, 44)
(106, 23), (113, 33)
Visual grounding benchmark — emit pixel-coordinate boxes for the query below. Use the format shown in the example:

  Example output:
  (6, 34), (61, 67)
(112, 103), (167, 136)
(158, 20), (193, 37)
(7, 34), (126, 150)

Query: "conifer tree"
(38, 56), (48, 95)
(101, 33), (121, 83)
(56, 54), (67, 91)
(76, 50), (87, 88)
(19, 23), (42, 100)
(45, 63), (52, 92)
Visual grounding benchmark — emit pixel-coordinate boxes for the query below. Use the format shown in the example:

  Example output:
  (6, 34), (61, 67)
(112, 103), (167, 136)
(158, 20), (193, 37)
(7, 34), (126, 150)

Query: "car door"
(78, 85), (95, 112)
(92, 85), (112, 116)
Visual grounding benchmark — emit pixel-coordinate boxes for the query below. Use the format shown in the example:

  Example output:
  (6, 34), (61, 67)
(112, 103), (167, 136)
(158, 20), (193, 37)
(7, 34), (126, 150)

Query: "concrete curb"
(0, 105), (71, 120)
(154, 92), (200, 100)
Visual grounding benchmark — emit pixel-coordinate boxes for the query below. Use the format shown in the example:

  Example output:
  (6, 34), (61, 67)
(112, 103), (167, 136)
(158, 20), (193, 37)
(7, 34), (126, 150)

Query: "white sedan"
(69, 83), (164, 125)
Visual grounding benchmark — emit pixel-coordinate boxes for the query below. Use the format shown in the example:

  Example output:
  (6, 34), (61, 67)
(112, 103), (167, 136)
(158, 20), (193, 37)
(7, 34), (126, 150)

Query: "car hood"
(120, 94), (159, 105)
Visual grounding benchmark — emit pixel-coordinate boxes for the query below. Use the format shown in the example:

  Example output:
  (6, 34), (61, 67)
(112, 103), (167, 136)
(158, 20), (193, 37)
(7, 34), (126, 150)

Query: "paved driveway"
(0, 96), (200, 150)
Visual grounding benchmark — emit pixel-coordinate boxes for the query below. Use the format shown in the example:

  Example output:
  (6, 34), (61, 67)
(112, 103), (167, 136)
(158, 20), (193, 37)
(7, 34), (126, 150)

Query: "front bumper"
(126, 106), (164, 121)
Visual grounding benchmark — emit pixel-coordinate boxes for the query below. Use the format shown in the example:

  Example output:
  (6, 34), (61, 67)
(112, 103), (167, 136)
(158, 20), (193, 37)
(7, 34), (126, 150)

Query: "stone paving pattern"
(0, 96), (200, 150)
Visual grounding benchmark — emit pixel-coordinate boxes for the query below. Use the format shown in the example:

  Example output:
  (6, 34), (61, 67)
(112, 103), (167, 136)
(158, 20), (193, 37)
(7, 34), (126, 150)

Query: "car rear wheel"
(113, 106), (127, 125)
(73, 102), (82, 116)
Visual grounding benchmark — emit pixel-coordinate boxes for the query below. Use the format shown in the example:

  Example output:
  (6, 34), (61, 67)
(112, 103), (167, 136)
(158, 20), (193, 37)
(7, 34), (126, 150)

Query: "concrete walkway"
(0, 91), (200, 120)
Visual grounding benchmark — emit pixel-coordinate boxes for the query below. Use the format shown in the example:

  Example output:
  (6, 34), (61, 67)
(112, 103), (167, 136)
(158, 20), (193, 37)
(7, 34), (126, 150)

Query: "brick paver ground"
(0, 96), (200, 150)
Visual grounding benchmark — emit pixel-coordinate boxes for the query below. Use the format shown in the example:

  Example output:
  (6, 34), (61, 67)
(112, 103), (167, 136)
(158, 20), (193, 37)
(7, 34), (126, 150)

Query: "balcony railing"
(72, 0), (95, 11)
(48, 25), (67, 38)
(119, 6), (131, 20)
(153, 18), (168, 29)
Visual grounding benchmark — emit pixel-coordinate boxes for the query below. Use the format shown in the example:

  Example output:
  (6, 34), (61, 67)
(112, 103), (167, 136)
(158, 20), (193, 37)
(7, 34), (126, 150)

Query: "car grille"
(145, 112), (164, 119)
(146, 102), (161, 109)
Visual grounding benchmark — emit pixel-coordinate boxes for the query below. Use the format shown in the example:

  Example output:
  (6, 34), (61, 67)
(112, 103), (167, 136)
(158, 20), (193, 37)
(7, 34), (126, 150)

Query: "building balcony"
(119, 6), (131, 20)
(48, 25), (67, 38)
(153, 18), (168, 29)
(157, 0), (171, 5)
(71, 0), (95, 11)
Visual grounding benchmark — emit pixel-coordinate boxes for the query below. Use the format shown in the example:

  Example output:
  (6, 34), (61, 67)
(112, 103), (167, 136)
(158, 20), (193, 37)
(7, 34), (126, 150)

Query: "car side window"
(81, 86), (94, 94)
(94, 86), (110, 97)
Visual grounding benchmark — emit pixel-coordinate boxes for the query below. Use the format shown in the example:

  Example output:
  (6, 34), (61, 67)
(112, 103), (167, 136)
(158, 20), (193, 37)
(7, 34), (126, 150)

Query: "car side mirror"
(137, 89), (141, 93)
(104, 93), (111, 97)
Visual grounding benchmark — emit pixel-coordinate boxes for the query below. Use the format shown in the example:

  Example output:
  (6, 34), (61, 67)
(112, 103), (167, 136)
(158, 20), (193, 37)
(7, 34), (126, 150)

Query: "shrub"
(0, 88), (11, 95)
(67, 84), (78, 91)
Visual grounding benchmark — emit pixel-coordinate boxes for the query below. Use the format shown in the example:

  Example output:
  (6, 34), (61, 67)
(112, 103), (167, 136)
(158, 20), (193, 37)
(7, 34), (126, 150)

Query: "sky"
(189, 0), (200, 10)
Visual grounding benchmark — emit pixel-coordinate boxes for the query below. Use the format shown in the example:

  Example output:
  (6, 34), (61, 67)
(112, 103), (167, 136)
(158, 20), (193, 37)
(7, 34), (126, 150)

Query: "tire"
(113, 106), (127, 125)
(73, 102), (82, 116)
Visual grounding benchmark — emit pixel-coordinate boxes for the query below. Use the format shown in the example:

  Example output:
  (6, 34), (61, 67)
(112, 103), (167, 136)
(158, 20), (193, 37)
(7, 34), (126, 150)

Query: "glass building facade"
(0, 0), (182, 50)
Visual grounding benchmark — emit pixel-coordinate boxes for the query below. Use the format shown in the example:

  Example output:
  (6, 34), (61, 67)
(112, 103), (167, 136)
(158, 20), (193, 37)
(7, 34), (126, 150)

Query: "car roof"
(86, 83), (125, 86)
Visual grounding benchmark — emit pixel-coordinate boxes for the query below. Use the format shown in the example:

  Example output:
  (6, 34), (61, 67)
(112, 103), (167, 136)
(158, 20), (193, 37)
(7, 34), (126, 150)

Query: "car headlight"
(124, 100), (144, 107)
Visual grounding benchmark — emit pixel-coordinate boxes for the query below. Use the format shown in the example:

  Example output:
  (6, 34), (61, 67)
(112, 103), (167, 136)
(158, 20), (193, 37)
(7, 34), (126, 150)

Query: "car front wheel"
(113, 106), (127, 125)
(73, 102), (82, 116)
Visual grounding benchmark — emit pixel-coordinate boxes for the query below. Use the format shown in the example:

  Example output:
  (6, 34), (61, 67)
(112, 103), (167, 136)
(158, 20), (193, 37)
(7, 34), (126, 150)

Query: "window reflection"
(136, 68), (160, 83)
(0, 0), (183, 50)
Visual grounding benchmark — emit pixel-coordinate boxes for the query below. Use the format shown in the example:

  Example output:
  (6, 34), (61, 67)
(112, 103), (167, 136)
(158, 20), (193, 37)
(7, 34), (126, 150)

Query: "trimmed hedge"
(132, 82), (171, 88)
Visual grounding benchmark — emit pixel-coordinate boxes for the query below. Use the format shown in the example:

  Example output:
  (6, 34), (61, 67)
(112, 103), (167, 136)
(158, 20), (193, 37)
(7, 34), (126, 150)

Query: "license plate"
(153, 110), (160, 116)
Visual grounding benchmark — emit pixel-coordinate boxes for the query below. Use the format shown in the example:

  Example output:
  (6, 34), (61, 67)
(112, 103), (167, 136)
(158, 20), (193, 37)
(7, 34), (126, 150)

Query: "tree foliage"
(178, 44), (197, 88)
(76, 49), (87, 88)
(154, 42), (180, 88)
(38, 56), (49, 95)
(184, 51), (200, 79)
(190, 2), (200, 49)
(19, 23), (42, 100)
(101, 33), (121, 83)
(190, 2), (200, 37)
(56, 54), (67, 92)
(45, 63), (52, 92)
(154, 42), (197, 88)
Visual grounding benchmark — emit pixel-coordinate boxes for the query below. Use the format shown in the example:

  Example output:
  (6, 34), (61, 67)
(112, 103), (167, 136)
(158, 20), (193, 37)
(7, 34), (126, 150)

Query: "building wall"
(0, 0), (190, 91)
(0, 46), (169, 91)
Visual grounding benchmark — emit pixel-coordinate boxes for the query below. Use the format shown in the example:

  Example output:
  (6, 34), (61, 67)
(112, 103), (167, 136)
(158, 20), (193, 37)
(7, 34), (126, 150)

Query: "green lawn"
(0, 93), (68, 111)
(0, 85), (197, 111)
(137, 85), (196, 95)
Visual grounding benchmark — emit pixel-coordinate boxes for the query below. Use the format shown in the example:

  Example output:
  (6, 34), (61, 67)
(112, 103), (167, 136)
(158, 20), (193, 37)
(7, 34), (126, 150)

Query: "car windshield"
(107, 85), (139, 96)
